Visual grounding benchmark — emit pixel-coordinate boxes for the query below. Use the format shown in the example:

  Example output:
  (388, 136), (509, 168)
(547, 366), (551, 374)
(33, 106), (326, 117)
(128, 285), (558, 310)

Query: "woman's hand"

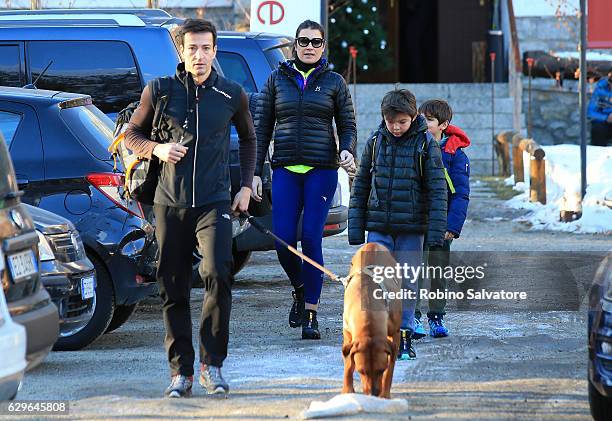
(339, 150), (354, 169)
(251, 175), (263, 202)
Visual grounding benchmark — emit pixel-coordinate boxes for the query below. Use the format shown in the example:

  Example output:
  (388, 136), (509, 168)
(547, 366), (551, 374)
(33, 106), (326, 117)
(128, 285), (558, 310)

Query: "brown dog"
(342, 242), (402, 398)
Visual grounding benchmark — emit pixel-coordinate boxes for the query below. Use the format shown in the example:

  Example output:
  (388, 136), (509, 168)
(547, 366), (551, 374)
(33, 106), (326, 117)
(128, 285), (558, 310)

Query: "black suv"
(0, 133), (58, 369)
(0, 8), (349, 274)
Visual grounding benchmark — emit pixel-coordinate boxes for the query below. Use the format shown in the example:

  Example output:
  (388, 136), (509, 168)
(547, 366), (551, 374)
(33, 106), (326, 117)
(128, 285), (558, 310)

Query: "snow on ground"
(505, 145), (612, 234)
(302, 393), (409, 419)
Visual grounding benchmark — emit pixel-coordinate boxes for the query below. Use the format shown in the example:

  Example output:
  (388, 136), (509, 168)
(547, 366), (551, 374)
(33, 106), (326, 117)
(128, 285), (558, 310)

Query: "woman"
(252, 19), (357, 340)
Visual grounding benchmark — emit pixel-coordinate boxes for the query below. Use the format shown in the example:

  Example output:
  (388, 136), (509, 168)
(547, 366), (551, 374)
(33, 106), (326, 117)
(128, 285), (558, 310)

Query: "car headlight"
(36, 231), (56, 262)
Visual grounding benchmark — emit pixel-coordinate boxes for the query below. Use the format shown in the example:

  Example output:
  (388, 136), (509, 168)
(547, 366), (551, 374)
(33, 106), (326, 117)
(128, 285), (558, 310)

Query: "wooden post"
(511, 133), (524, 183)
(529, 157), (546, 204)
(495, 131), (513, 177)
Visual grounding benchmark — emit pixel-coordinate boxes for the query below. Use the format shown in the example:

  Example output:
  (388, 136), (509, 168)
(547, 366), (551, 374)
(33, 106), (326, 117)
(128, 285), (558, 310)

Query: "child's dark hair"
(418, 99), (453, 124)
(176, 19), (217, 48)
(381, 89), (417, 119)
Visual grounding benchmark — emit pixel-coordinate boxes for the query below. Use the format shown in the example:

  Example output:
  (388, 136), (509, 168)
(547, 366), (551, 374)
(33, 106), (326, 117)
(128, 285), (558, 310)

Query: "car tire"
(589, 379), (612, 421)
(105, 303), (138, 333)
(191, 247), (252, 288)
(53, 254), (114, 351)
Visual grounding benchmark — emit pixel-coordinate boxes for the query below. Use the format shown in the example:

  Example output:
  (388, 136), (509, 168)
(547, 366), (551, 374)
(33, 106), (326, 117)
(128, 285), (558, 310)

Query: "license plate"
(8, 249), (37, 282)
(81, 276), (95, 300)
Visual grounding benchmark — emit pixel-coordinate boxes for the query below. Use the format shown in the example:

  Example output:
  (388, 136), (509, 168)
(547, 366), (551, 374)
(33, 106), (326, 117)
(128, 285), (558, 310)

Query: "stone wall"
(522, 79), (595, 145)
(515, 16), (578, 53)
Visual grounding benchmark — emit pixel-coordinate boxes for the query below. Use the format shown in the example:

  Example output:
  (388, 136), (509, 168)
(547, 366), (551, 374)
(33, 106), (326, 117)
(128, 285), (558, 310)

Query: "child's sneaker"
(199, 364), (229, 395)
(428, 313), (449, 338)
(412, 315), (426, 340)
(398, 329), (416, 360)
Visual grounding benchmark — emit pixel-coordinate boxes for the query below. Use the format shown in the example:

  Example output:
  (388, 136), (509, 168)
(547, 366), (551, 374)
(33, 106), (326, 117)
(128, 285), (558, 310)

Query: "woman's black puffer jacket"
(254, 60), (357, 175)
(348, 116), (448, 247)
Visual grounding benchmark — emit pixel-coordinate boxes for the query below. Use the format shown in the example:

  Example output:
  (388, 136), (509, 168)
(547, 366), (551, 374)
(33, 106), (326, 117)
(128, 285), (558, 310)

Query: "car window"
(0, 111), (22, 148)
(59, 104), (115, 162)
(27, 41), (142, 115)
(216, 52), (257, 93)
(0, 134), (18, 199)
(0, 44), (23, 87)
(263, 41), (292, 70)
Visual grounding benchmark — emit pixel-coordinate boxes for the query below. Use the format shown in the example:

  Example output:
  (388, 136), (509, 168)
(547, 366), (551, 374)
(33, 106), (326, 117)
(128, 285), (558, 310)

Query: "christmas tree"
(328, 0), (392, 77)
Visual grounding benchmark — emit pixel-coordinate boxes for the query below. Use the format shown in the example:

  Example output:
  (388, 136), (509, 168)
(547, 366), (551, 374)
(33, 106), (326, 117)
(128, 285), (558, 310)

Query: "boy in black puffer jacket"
(349, 89), (447, 360)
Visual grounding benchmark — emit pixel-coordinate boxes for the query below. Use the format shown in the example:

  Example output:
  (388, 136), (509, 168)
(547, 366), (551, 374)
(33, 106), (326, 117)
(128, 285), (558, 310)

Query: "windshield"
(0, 133), (18, 200)
(60, 105), (115, 162)
(263, 39), (292, 69)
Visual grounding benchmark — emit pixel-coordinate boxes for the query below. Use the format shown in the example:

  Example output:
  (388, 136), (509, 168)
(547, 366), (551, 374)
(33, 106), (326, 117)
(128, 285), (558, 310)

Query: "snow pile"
(302, 393), (409, 419)
(506, 145), (612, 234)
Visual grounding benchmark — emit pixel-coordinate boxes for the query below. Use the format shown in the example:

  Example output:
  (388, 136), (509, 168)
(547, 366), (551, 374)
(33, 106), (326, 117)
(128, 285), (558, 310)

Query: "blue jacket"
(439, 125), (470, 237)
(587, 78), (612, 123)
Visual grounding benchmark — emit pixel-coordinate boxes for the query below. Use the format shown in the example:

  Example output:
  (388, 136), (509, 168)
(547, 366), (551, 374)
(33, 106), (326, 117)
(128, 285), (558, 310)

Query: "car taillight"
(86, 172), (144, 219)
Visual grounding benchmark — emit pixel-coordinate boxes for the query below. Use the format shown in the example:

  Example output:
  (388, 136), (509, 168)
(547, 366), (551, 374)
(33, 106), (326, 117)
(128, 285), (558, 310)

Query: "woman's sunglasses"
(297, 37), (324, 48)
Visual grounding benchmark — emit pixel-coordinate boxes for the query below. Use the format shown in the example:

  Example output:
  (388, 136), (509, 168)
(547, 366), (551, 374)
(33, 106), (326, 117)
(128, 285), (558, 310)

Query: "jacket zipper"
(386, 141), (396, 228)
(193, 85), (199, 207)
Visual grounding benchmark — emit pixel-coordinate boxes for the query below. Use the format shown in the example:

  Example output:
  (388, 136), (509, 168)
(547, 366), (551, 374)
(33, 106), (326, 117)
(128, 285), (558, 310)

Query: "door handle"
(16, 178), (29, 187)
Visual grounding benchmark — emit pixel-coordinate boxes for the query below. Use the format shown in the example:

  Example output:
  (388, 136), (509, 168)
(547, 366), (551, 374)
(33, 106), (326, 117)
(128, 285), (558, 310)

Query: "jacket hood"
(379, 114), (428, 141)
(596, 77), (612, 91)
(442, 124), (470, 154)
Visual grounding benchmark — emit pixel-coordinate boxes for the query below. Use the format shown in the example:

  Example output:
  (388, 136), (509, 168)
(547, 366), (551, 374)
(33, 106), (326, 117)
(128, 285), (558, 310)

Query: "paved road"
(8, 179), (610, 420)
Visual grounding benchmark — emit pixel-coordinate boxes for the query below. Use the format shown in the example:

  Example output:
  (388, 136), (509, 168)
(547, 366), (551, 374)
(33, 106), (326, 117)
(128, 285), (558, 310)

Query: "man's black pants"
(591, 121), (612, 146)
(154, 201), (233, 377)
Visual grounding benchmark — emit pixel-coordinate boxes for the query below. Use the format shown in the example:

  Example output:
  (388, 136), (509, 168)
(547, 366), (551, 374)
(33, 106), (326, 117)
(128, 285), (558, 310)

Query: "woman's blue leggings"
(272, 167), (338, 305)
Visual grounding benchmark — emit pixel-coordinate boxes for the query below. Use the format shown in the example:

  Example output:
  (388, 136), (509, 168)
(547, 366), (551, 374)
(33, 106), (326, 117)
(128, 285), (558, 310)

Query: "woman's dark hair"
(292, 20), (325, 58)
(381, 89), (417, 119)
(176, 19), (217, 48)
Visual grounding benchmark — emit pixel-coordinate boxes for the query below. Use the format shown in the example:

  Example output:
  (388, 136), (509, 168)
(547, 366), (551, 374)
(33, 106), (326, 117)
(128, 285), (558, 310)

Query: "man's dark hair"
(177, 19), (217, 48)
(418, 99), (453, 124)
(381, 89), (417, 119)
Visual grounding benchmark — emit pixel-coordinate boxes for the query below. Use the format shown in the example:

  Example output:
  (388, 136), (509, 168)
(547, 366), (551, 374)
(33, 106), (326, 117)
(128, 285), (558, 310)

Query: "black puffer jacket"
(348, 116), (447, 246)
(254, 60), (357, 175)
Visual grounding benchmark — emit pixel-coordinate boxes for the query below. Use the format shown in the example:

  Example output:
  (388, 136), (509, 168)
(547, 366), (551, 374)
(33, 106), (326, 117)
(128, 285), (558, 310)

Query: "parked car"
(0, 254), (27, 401)
(24, 204), (100, 351)
(0, 87), (157, 335)
(0, 132), (58, 369)
(588, 252), (612, 421)
(0, 8), (348, 277)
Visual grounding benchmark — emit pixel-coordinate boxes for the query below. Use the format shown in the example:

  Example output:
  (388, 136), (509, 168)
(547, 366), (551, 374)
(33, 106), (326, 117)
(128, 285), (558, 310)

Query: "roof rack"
(0, 9), (172, 27)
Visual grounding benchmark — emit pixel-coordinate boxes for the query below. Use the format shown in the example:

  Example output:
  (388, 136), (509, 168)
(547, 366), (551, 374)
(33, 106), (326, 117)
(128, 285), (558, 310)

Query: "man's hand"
(607, 113), (612, 123)
(339, 150), (354, 169)
(251, 176), (263, 202)
(153, 143), (188, 164)
(232, 186), (252, 215)
(444, 231), (456, 240)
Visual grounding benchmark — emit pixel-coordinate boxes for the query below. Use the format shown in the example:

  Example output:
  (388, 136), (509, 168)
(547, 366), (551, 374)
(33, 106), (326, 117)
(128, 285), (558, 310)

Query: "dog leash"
(241, 212), (350, 287)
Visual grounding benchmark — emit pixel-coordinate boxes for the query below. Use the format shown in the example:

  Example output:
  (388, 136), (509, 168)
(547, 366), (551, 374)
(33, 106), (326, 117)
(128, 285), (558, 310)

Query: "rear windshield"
(59, 105), (115, 162)
(263, 40), (292, 69)
(0, 133), (18, 200)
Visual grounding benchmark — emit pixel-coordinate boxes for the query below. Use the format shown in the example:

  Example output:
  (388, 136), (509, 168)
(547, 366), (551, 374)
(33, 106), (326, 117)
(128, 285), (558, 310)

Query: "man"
(125, 19), (255, 398)
(587, 73), (612, 147)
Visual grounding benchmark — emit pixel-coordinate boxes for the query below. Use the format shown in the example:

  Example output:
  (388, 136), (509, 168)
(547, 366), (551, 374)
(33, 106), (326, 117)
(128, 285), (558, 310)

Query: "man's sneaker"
(289, 288), (305, 328)
(165, 374), (193, 398)
(199, 364), (229, 395)
(302, 309), (321, 339)
(398, 329), (416, 360)
(428, 314), (449, 338)
(412, 315), (426, 340)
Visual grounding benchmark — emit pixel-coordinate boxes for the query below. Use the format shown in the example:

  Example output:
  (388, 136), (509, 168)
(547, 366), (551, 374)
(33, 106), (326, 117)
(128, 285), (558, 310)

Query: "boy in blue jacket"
(587, 75), (612, 146)
(413, 99), (470, 338)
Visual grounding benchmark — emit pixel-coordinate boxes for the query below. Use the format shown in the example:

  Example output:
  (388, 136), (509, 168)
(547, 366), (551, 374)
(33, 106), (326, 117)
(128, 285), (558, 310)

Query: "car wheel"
(53, 254), (114, 351)
(191, 247), (252, 288)
(589, 379), (612, 421)
(105, 303), (138, 333)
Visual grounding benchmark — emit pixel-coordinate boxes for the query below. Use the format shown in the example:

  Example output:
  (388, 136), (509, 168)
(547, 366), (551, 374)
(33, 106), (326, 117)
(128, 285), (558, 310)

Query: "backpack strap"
(369, 132), (383, 207)
(150, 77), (173, 142)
